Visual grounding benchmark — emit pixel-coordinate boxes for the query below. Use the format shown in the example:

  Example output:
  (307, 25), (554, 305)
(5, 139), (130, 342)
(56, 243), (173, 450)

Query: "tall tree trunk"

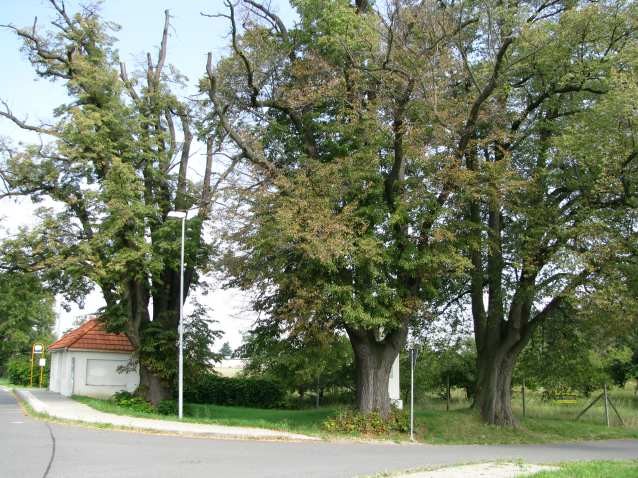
(139, 364), (172, 405)
(475, 349), (518, 426)
(347, 326), (406, 418)
(121, 279), (173, 405)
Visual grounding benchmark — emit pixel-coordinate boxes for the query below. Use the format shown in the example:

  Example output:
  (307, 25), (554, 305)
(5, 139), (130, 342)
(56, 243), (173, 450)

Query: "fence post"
(603, 384), (610, 427)
(446, 375), (450, 412)
(522, 379), (526, 418)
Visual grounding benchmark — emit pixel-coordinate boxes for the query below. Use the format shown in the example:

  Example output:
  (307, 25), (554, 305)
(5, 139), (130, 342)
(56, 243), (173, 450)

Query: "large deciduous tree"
(0, 2), (230, 403)
(205, 0), (469, 416)
(450, 0), (638, 425)
(207, 0), (637, 423)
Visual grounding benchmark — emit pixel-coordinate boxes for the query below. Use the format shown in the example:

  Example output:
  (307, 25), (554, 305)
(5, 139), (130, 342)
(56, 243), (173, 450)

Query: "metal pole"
(178, 215), (185, 420)
(29, 344), (35, 387)
(522, 378), (526, 418)
(603, 384), (609, 427)
(446, 375), (450, 412)
(410, 348), (415, 441)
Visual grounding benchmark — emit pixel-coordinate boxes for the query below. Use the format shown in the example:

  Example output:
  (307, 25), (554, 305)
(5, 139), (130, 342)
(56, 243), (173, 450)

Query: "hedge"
(185, 373), (285, 408)
(7, 355), (49, 387)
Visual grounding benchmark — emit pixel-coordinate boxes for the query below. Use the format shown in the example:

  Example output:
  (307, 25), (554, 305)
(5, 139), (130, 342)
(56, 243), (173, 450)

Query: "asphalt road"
(1, 390), (638, 478)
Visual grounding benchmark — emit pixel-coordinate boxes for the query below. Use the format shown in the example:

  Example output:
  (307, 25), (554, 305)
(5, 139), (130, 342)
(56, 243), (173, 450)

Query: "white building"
(48, 318), (139, 398)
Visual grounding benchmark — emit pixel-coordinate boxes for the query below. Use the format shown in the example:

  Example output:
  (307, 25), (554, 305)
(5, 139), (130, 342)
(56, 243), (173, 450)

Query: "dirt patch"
(394, 462), (558, 478)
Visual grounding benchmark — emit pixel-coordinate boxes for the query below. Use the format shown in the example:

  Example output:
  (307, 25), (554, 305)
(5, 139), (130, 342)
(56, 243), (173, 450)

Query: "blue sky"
(0, 0), (296, 347)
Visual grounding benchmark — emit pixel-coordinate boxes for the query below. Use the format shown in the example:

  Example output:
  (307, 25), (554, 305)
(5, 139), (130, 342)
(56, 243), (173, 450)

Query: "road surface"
(1, 389), (637, 478)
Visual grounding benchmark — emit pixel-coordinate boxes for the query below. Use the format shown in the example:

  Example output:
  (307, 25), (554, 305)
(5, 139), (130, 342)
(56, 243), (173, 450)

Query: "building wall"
(49, 350), (139, 398)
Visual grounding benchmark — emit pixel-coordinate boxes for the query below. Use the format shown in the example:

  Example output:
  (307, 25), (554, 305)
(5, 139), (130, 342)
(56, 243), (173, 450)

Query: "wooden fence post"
(603, 384), (610, 427)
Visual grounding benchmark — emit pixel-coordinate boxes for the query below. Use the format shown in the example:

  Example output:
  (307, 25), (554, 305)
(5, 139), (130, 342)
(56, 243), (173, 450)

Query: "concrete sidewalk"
(12, 388), (318, 441)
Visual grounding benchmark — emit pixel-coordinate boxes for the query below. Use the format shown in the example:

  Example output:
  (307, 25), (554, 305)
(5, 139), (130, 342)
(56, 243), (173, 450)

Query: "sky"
(0, 0), (296, 349)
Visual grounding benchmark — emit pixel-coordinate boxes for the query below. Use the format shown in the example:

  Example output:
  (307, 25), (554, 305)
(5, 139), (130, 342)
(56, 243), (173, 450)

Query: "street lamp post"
(167, 210), (187, 419)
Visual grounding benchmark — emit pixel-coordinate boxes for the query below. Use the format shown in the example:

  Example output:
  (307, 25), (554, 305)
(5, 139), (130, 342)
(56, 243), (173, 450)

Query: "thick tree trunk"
(348, 326), (406, 418)
(120, 279), (175, 405)
(139, 364), (172, 405)
(475, 350), (518, 426)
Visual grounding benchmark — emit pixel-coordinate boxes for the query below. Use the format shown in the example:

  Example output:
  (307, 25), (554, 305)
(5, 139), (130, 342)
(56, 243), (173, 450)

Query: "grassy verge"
(530, 460), (638, 477)
(73, 396), (335, 436)
(74, 395), (638, 444)
(414, 408), (638, 444)
(0, 377), (11, 387)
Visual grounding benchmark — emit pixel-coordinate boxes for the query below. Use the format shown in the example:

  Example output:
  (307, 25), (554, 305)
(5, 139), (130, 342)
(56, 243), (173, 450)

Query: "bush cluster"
(323, 407), (409, 435)
(7, 356), (49, 387)
(156, 399), (178, 415)
(185, 373), (285, 408)
(112, 390), (154, 414)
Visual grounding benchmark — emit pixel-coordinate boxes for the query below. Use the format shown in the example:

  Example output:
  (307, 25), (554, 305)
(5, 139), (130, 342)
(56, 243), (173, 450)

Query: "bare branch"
(0, 101), (59, 137)
(154, 10), (170, 84)
(205, 52), (278, 178)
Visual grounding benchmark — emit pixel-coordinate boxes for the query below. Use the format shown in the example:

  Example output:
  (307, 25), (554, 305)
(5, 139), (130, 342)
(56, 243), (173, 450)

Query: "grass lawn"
(0, 377), (10, 386)
(414, 408), (638, 444)
(74, 393), (638, 444)
(530, 460), (638, 477)
(73, 395), (336, 436)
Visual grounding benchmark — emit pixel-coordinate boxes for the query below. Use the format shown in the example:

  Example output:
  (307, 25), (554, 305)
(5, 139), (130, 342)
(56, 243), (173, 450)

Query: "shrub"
(7, 355), (49, 387)
(184, 373), (285, 408)
(156, 399), (178, 416)
(112, 390), (154, 414)
(323, 407), (409, 435)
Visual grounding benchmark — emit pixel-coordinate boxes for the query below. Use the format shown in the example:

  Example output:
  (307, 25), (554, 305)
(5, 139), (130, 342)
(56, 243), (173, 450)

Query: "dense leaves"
(184, 373), (285, 409)
(0, 272), (55, 374)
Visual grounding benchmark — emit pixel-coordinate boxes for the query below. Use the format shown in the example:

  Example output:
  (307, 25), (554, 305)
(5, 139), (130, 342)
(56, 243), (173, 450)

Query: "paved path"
(14, 388), (316, 440)
(2, 389), (638, 478)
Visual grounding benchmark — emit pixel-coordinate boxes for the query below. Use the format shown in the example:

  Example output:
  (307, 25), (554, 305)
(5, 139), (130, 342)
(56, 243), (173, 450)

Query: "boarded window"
(85, 359), (129, 386)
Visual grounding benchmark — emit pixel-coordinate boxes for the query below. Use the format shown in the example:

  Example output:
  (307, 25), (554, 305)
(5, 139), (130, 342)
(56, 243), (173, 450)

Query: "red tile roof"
(49, 318), (135, 352)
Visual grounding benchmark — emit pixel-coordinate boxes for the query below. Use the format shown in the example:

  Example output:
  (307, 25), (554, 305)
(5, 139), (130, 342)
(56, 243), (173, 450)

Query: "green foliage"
(322, 407), (409, 435)
(516, 304), (636, 396)
(239, 324), (354, 402)
(184, 373), (285, 409)
(139, 307), (223, 388)
(0, 272), (55, 374)
(6, 355), (49, 387)
(156, 399), (178, 416)
(400, 340), (476, 403)
(218, 342), (233, 359)
(112, 390), (154, 414)
(0, 2), (222, 400)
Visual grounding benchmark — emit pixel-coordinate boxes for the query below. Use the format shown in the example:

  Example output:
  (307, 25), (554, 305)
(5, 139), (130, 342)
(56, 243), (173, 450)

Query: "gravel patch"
(394, 462), (558, 478)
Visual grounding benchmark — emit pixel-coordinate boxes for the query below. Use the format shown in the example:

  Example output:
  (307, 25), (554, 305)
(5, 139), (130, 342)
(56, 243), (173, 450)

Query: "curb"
(12, 389), (319, 442)
(15, 389), (48, 414)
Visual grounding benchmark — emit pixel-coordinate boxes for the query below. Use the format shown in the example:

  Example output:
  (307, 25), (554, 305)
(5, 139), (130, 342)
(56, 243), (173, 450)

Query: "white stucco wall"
(49, 350), (139, 398)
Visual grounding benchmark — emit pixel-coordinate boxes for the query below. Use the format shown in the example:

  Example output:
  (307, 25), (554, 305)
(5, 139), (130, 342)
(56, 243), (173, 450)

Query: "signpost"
(30, 343), (45, 388)
(39, 358), (46, 387)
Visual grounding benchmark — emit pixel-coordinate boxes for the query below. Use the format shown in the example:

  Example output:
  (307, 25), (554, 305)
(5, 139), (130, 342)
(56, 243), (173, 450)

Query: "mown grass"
(0, 377), (10, 386)
(75, 386), (638, 444)
(530, 460), (638, 477)
(413, 408), (638, 444)
(410, 384), (638, 444)
(73, 395), (336, 436)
